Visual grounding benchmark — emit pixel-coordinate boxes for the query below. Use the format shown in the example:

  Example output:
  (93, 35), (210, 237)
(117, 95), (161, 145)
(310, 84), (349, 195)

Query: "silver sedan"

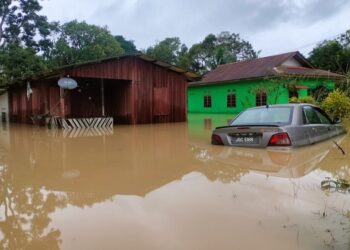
(211, 104), (347, 148)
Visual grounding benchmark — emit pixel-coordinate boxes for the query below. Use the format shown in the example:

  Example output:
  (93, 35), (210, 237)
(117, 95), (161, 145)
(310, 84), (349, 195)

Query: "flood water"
(0, 114), (350, 250)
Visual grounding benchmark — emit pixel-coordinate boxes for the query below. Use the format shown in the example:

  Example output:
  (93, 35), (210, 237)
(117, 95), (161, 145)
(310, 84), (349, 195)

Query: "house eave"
(188, 73), (344, 87)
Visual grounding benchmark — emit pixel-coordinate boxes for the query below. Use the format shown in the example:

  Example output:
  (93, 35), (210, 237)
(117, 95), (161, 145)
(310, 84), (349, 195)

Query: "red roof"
(190, 51), (343, 86)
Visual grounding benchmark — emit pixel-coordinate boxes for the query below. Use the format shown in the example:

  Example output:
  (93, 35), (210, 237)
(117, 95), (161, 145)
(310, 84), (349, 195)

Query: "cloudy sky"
(40, 0), (350, 57)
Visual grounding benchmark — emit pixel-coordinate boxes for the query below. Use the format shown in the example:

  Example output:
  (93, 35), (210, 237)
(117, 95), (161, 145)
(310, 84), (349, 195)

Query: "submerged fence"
(50, 117), (113, 129)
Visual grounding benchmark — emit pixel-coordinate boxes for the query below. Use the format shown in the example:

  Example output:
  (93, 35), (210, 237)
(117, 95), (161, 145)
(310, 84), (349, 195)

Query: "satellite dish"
(58, 77), (78, 89)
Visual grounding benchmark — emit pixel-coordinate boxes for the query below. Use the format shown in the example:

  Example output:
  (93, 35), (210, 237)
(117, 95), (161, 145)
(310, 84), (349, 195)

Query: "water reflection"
(1, 124), (193, 200)
(192, 136), (347, 178)
(62, 127), (113, 138)
(0, 161), (66, 249)
(0, 121), (349, 202)
(0, 116), (349, 249)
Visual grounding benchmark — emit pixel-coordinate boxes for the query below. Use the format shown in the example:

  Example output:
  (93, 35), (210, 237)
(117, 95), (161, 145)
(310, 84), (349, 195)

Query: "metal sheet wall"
(66, 57), (187, 124)
(8, 56), (188, 124)
(8, 79), (60, 124)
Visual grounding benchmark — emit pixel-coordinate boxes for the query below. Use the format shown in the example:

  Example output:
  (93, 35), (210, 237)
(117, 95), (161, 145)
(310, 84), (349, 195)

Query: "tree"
(114, 35), (137, 53)
(309, 30), (350, 73)
(0, 0), (57, 53)
(145, 37), (188, 66)
(0, 44), (47, 85)
(0, 0), (58, 86)
(49, 20), (124, 67)
(188, 32), (258, 74)
(144, 33), (258, 74)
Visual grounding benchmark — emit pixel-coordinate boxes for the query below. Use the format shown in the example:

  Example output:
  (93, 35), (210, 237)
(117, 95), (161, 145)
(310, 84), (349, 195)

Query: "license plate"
(231, 136), (259, 145)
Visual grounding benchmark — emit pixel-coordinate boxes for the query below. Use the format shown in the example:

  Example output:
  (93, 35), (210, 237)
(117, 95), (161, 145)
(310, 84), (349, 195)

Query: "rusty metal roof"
(20, 53), (200, 84)
(273, 66), (343, 78)
(138, 54), (200, 80)
(189, 51), (343, 86)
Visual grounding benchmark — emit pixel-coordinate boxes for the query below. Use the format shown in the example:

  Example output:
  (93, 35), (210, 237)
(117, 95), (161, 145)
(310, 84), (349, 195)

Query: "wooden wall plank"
(8, 56), (188, 124)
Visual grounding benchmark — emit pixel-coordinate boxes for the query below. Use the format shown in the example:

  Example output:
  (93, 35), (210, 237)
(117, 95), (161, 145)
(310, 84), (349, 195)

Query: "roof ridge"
(256, 51), (298, 60)
(196, 51), (343, 85)
(215, 51), (298, 68)
(278, 65), (311, 69)
(279, 65), (339, 73)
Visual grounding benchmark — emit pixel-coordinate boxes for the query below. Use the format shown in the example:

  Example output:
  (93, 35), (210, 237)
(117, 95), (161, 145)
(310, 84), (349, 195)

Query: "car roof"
(246, 103), (318, 110)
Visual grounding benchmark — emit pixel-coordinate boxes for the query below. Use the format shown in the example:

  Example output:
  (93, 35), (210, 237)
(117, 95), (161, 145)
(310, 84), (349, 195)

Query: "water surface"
(0, 115), (349, 250)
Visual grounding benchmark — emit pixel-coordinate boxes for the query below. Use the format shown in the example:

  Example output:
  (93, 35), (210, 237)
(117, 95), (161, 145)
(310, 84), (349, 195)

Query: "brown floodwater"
(0, 114), (350, 250)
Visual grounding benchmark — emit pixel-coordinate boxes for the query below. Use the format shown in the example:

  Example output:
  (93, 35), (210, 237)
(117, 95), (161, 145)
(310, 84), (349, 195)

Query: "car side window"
(303, 106), (321, 124)
(314, 108), (332, 124)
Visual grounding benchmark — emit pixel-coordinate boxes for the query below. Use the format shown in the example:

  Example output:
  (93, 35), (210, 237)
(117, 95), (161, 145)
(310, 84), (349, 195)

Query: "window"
(256, 92), (267, 106)
(303, 106), (333, 124)
(315, 109), (332, 124)
(303, 106), (321, 124)
(204, 96), (212, 108)
(231, 107), (293, 125)
(227, 94), (236, 108)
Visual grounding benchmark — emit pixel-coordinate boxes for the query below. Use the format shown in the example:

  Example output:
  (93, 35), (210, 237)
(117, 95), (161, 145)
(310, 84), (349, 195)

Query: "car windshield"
(231, 107), (293, 125)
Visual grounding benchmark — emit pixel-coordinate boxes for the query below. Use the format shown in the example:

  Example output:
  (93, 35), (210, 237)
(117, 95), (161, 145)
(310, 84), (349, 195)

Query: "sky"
(40, 0), (350, 57)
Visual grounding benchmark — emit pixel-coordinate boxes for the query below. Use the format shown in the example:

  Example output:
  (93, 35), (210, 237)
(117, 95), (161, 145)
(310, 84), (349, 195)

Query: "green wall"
(187, 78), (335, 114)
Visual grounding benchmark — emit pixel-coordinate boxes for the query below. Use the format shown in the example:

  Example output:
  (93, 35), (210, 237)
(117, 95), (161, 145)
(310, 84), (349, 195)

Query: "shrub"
(298, 96), (316, 104)
(322, 89), (350, 119)
(289, 96), (299, 103)
(288, 96), (316, 104)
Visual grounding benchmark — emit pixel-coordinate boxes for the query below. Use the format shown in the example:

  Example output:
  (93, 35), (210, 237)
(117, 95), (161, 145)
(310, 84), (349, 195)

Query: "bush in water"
(322, 89), (350, 119)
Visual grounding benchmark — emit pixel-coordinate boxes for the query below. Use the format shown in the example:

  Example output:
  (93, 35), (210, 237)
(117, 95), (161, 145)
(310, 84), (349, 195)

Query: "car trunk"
(214, 124), (286, 147)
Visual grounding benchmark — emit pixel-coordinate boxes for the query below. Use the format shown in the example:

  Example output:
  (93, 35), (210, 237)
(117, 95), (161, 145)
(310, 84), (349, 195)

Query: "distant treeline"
(0, 0), (349, 86)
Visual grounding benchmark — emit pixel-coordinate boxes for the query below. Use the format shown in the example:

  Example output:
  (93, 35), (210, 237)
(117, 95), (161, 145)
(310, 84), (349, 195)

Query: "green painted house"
(188, 51), (343, 114)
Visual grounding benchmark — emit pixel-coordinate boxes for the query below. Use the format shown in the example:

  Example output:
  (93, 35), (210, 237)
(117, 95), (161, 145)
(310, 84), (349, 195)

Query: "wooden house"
(8, 54), (199, 125)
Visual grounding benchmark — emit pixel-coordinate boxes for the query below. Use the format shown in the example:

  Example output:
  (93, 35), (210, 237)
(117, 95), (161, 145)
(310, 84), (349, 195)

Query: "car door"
(302, 106), (331, 144)
(313, 107), (335, 138)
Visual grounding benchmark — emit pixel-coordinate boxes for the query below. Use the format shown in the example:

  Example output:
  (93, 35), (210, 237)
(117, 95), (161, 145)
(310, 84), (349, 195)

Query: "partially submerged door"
(302, 106), (333, 144)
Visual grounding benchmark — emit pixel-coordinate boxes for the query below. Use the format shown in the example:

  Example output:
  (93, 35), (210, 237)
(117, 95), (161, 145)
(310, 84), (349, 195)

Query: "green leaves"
(114, 35), (137, 54)
(144, 32), (259, 75)
(309, 30), (350, 74)
(0, 0), (57, 52)
(48, 20), (124, 67)
(289, 96), (316, 104)
(322, 89), (350, 119)
(145, 37), (186, 66)
(187, 32), (258, 74)
(0, 43), (47, 86)
(0, 0), (57, 85)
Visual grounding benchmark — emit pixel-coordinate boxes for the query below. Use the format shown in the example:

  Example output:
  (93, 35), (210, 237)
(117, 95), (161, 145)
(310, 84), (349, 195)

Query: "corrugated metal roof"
(25, 53), (200, 83)
(189, 51), (343, 86)
(274, 66), (343, 78)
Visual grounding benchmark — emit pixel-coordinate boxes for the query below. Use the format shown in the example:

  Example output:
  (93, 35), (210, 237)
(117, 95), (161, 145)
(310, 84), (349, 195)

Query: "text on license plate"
(231, 136), (258, 144)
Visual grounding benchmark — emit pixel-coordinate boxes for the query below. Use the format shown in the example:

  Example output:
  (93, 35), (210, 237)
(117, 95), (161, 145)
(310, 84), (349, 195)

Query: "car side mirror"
(333, 117), (342, 124)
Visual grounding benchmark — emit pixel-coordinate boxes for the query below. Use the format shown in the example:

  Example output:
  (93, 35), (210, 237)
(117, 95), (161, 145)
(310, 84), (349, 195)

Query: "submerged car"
(211, 104), (346, 148)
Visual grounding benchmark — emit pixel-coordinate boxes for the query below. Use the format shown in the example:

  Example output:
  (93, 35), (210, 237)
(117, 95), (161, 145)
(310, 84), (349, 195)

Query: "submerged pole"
(101, 78), (105, 117)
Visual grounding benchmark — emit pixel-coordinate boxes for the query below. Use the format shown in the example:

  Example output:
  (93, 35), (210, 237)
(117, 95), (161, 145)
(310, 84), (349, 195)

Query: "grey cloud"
(41, 0), (350, 53)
